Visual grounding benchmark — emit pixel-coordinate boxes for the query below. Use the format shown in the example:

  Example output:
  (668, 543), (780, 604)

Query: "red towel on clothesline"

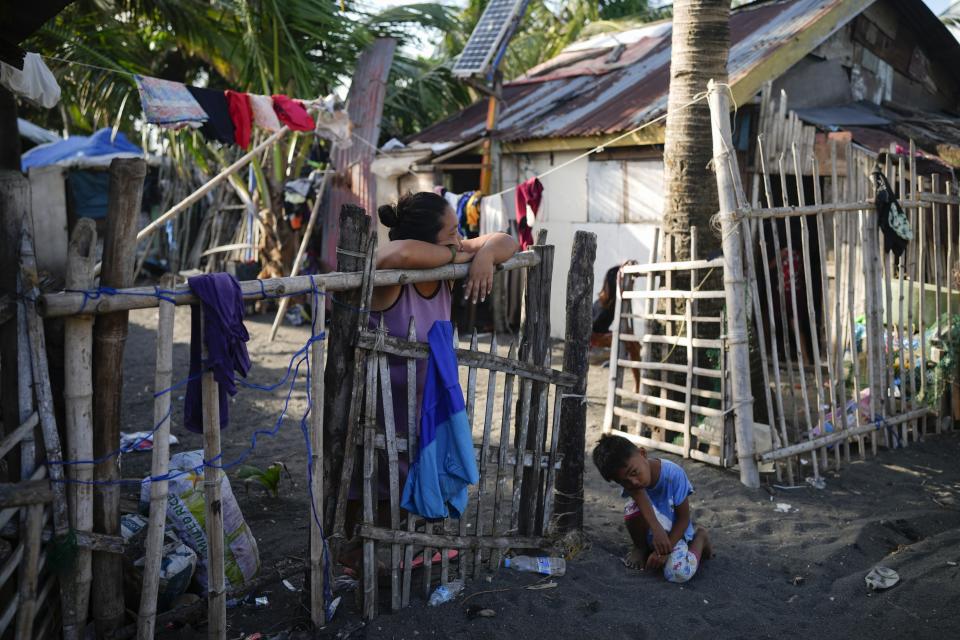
(514, 177), (543, 250)
(225, 90), (252, 149)
(272, 95), (315, 132)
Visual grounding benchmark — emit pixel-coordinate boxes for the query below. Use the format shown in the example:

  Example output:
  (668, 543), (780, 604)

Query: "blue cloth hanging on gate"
(401, 320), (479, 520)
(184, 273), (251, 433)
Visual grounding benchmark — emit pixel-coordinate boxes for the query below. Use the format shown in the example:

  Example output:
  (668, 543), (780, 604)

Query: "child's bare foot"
(691, 527), (713, 561)
(622, 546), (647, 570)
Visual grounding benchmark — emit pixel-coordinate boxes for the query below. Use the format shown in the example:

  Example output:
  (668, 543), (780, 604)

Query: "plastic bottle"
(428, 580), (465, 606)
(502, 555), (566, 576)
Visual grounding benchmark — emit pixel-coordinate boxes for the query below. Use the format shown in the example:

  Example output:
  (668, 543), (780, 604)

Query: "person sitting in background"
(591, 265), (640, 390)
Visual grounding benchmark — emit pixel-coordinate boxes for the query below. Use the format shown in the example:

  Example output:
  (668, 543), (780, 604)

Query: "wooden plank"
(0, 481), (53, 508)
(308, 285), (327, 626)
(490, 342), (518, 570)
(636, 377), (721, 400)
(359, 526), (546, 552)
(621, 258), (724, 274)
(555, 231), (595, 533)
(616, 359), (723, 379)
(614, 389), (722, 417)
(327, 205), (374, 537)
(200, 313), (227, 640)
(376, 347), (402, 612)
(14, 503), (43, 639)
(91, 158), (146, 639)
(401, 319), (417, 607)
(459, 330), (479, 581)
(606, 427), (685, 456)
(362, 345), (378, 619)
(473, 334), (499, 578)
(622, 312), (722, 323)
(354, 331), (576, 387)
(0, 412), (38, 460)
(622, 290), (726, 300)
(619, 333), (723, 349)
(137, 274), (176, 640)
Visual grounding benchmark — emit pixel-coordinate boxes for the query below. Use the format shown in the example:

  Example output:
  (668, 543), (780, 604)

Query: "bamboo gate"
(605, 83), (959, 488)
(10, 213), (594, 636)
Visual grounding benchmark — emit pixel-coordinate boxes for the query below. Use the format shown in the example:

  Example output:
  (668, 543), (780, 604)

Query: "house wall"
(774, 0), (960, 113)
(502, 150), (663, 338)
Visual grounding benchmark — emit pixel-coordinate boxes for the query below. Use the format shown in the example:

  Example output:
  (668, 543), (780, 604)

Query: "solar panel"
(452, 0), (526, 78)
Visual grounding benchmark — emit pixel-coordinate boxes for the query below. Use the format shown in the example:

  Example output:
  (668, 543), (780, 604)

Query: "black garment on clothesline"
(872, 169), (910, 258)
(186, 85), (235, 145)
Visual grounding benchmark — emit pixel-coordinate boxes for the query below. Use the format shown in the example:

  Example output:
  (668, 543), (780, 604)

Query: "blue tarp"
(21, 127), (142, 171)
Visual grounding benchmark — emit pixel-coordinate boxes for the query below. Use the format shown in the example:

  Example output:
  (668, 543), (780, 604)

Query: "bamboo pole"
(21, 230), (80, 640)
(832, 142), (851, 462)
(309, 284), (327, 628)
(64, 219), (97, 628)
(472, 333), (498, 577)
(40, 252), (539, 318)
(136, 274), (176, 640)
(847, 152), (867, 458)
(400, 318), (418, 606)
(896, 158), (909, 445)
(490, 341), (518, 570)
(707, 81), (759, 488)
(200, 311), (227, 640)
(361, 344), (378, 619)
(92, 158), (146, 638)
(268, 172), (330, 342)
(136, 127), (290, 244)
(460, 330), (480, 580)
(14, 502), (43, 639)
(376, 341), (401, 611)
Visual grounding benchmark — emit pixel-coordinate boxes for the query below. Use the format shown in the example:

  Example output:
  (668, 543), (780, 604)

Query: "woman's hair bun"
(378, 203), (399, 227)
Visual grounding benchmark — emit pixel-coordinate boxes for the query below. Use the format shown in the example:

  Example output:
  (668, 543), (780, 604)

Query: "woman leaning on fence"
(341, 192), (517, 560)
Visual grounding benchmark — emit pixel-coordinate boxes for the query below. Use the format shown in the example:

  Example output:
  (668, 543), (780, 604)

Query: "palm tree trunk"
(661, 0), (730, 261)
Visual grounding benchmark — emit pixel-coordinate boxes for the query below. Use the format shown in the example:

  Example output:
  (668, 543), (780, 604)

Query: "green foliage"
(237, 462), (289, 498)
(924, 314), (960, 407)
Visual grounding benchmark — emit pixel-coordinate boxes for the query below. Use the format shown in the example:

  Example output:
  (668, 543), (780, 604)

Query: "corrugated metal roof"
(409, 0), (862, 147)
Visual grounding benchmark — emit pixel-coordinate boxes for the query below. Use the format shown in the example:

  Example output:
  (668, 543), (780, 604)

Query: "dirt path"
(116, 307), (960, 639)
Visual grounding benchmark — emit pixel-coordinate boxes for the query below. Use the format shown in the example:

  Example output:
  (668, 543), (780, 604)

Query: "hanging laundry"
(272, 95), (315, 132)
(314, 108), (352, 147)
(135, 75), (208, 128)
(443, 190), (460, 213)
(456, 191), (474, 237)
(401, 321), (479, 520)
(872, 169), (912, 257)
(249, 94), (281, 131)
(480, 193), (506, 236)
(225, 90), (253, 149)
(465, 191), (482, 238)
(186, 86), (235, 145)
(0, 52), (60, 108)
(184, 273), (251, 433)
(514, 177), (543, 250)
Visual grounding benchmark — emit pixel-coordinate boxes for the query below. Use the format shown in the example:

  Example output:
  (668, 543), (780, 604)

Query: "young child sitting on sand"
(592, 434), (712, 583)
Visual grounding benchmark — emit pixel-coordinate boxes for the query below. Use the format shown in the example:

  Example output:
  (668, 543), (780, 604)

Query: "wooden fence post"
(555, 231), (596, 533)
(518, 243), (554, 535)
(322, 204), (373, 530)
(707, 81), (759, 489)
(64, 219), (97, 631)
(1, 171), (29, 483)
(92, 158), (146, 636)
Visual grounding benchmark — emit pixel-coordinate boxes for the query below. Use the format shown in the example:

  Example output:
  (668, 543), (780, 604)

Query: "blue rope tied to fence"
(52, 276), (339, 619)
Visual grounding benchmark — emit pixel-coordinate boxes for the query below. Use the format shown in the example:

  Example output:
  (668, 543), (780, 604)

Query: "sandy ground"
(115, 306), (960, 639)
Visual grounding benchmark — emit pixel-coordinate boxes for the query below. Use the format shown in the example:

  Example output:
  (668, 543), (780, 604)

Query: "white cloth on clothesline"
(249, 94), (281, 131)
(480, 193), (507, 236)
(0, 53), (60, 109)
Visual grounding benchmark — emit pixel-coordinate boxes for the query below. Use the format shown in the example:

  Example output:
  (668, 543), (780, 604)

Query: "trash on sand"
(119, 514), (197, 611)
(806, 476), (826, 490)
(865, 566), (900, 590)
(503, 555), (566, 576)
(947, 561), (957, 567)
(227, 593), (269, 608)
(120, 431), (179, 452)
(428, 580), (464, 606)
(774, 503), (793, 513)
(466, 605), (496, 619)
(281, 579), (298, 592)
(255, 596), (268, 607)
(526, 581), (558, 591)
(792, 576), (805, 586)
